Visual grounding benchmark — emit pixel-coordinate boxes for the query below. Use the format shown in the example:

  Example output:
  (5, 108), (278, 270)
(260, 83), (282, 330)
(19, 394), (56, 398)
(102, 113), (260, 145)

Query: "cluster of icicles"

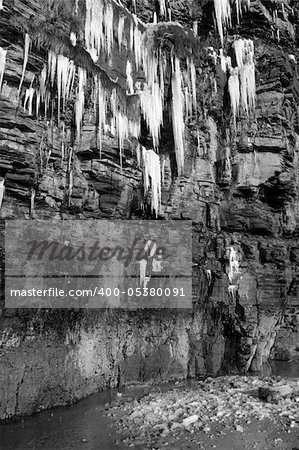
(1, 0), (198, 215)
(213, 0), (251, 45)
(210, 37), (256, 124)
(0, 0), (257, 216)
(84, 0), (197, 178)
(12, 34), (140, 158)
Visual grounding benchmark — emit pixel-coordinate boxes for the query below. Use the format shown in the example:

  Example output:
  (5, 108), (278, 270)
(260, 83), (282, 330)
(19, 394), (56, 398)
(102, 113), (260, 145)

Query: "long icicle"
(171, 55), (185, 175)
(18, 34), (31, 95)
(213, 0), (231, 46)
(141, 146), (161, 216)
(0, 47), (7, 92)
(0, 178), (5, 210)
(75, 67), (86, 140)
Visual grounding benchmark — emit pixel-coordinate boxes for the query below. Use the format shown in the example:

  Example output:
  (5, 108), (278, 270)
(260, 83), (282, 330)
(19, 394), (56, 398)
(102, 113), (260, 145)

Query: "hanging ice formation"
(228, 67), (240, 124)
(70, 32), (77, 46)
(213, 0), (251, 44)
(213, 0), (231, 46)
(18, 34), (31, 95)
(171, 56), (185, 175)
(0, 47), (7, 92)
(0, 178), (4, 210)
(138, 30), (166, 150)
(234, 39), (255, 113)
(0, 1), (3, 10)
(117, 15), (125, 49)
(228, 39), (255, 122)
(24, 82), (35, 116)
(159, 0), (167, 18)
(85, 0), (114, 62)
(139, 25), (197, 174)
(14, 2), (198, 183)
(126, 61), (134, 94)
(84, 0), (198, 173)
(75, 68), (87, 140)
(138, 145), (161, 216)
(219, 49), (231, 73)
(93, 75), (106, 154)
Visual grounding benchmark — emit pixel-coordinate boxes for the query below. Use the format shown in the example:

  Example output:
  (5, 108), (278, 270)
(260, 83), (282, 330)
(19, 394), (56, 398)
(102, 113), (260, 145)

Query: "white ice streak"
(18, 33), (31, 95)
(171, 55), (185, 175)
(0, 46), (7, 92)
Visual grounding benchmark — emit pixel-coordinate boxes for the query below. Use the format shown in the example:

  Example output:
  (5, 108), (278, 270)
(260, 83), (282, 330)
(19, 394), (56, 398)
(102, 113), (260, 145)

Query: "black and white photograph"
(0, 0), (299, 449)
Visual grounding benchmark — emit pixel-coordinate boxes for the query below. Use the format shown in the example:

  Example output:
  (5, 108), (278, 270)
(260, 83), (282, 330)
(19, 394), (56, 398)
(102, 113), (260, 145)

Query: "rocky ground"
(105, 376), (299, 450)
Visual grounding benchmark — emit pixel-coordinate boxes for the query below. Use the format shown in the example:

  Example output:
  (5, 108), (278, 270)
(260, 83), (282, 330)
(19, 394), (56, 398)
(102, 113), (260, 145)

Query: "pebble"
(105, 375), (299, 447)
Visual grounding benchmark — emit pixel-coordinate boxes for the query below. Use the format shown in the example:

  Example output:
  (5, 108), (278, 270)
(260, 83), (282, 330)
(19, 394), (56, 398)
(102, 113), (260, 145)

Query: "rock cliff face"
(0, 0), (298, 420)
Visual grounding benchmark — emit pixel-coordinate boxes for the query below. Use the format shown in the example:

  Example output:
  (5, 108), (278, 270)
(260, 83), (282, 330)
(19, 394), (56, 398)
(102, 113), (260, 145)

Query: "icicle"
(70, 32), (77, 46)
(118, 15), (125, 49)
(94, 74), (106, 156)
(129, 21), (134, 53)
(140, 84), (163, 149)
(85, 0), (104, 61)
(48, 51), (57, 86)
(39, 65), (47, 101)
(56, 54), (75, 123)
(0, 47), (7, 92)
(133, 22), (142, 70)
(24, 88), (34, 115)
(233, 39), (245, 68)
(171, 55), (185, 175)
(140, 146), (161, 216)
(233, 39), (255, 114)
(68, 148), (73, 206)
(213, 0), (231, 46)
(110, 88), (117, 136)
(187, 57), (197, 112)
(0, 0), (3, 10)
(57, 54), (69, 123)
(75, 67), (86, 140)
(219, 49), (231, 72)
(0, 178), (5, 210)
(159, 0), (166, 18)
(153, 12), (157, 24)
(36, 89), (40, 116)
(228, 67), (240, 125)
(126, 60), (134, 94)
(104, 3), (114, 55)
(18, 34), (31, 95)
(30, 187), (35, 216)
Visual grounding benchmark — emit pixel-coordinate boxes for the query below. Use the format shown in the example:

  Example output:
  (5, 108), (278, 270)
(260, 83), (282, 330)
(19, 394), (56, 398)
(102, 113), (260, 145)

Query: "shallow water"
(0, 385), (151, 450)
(0, 361), (298, 450)
(0, 381), (189, 450)
(258, 360), (299, 378)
